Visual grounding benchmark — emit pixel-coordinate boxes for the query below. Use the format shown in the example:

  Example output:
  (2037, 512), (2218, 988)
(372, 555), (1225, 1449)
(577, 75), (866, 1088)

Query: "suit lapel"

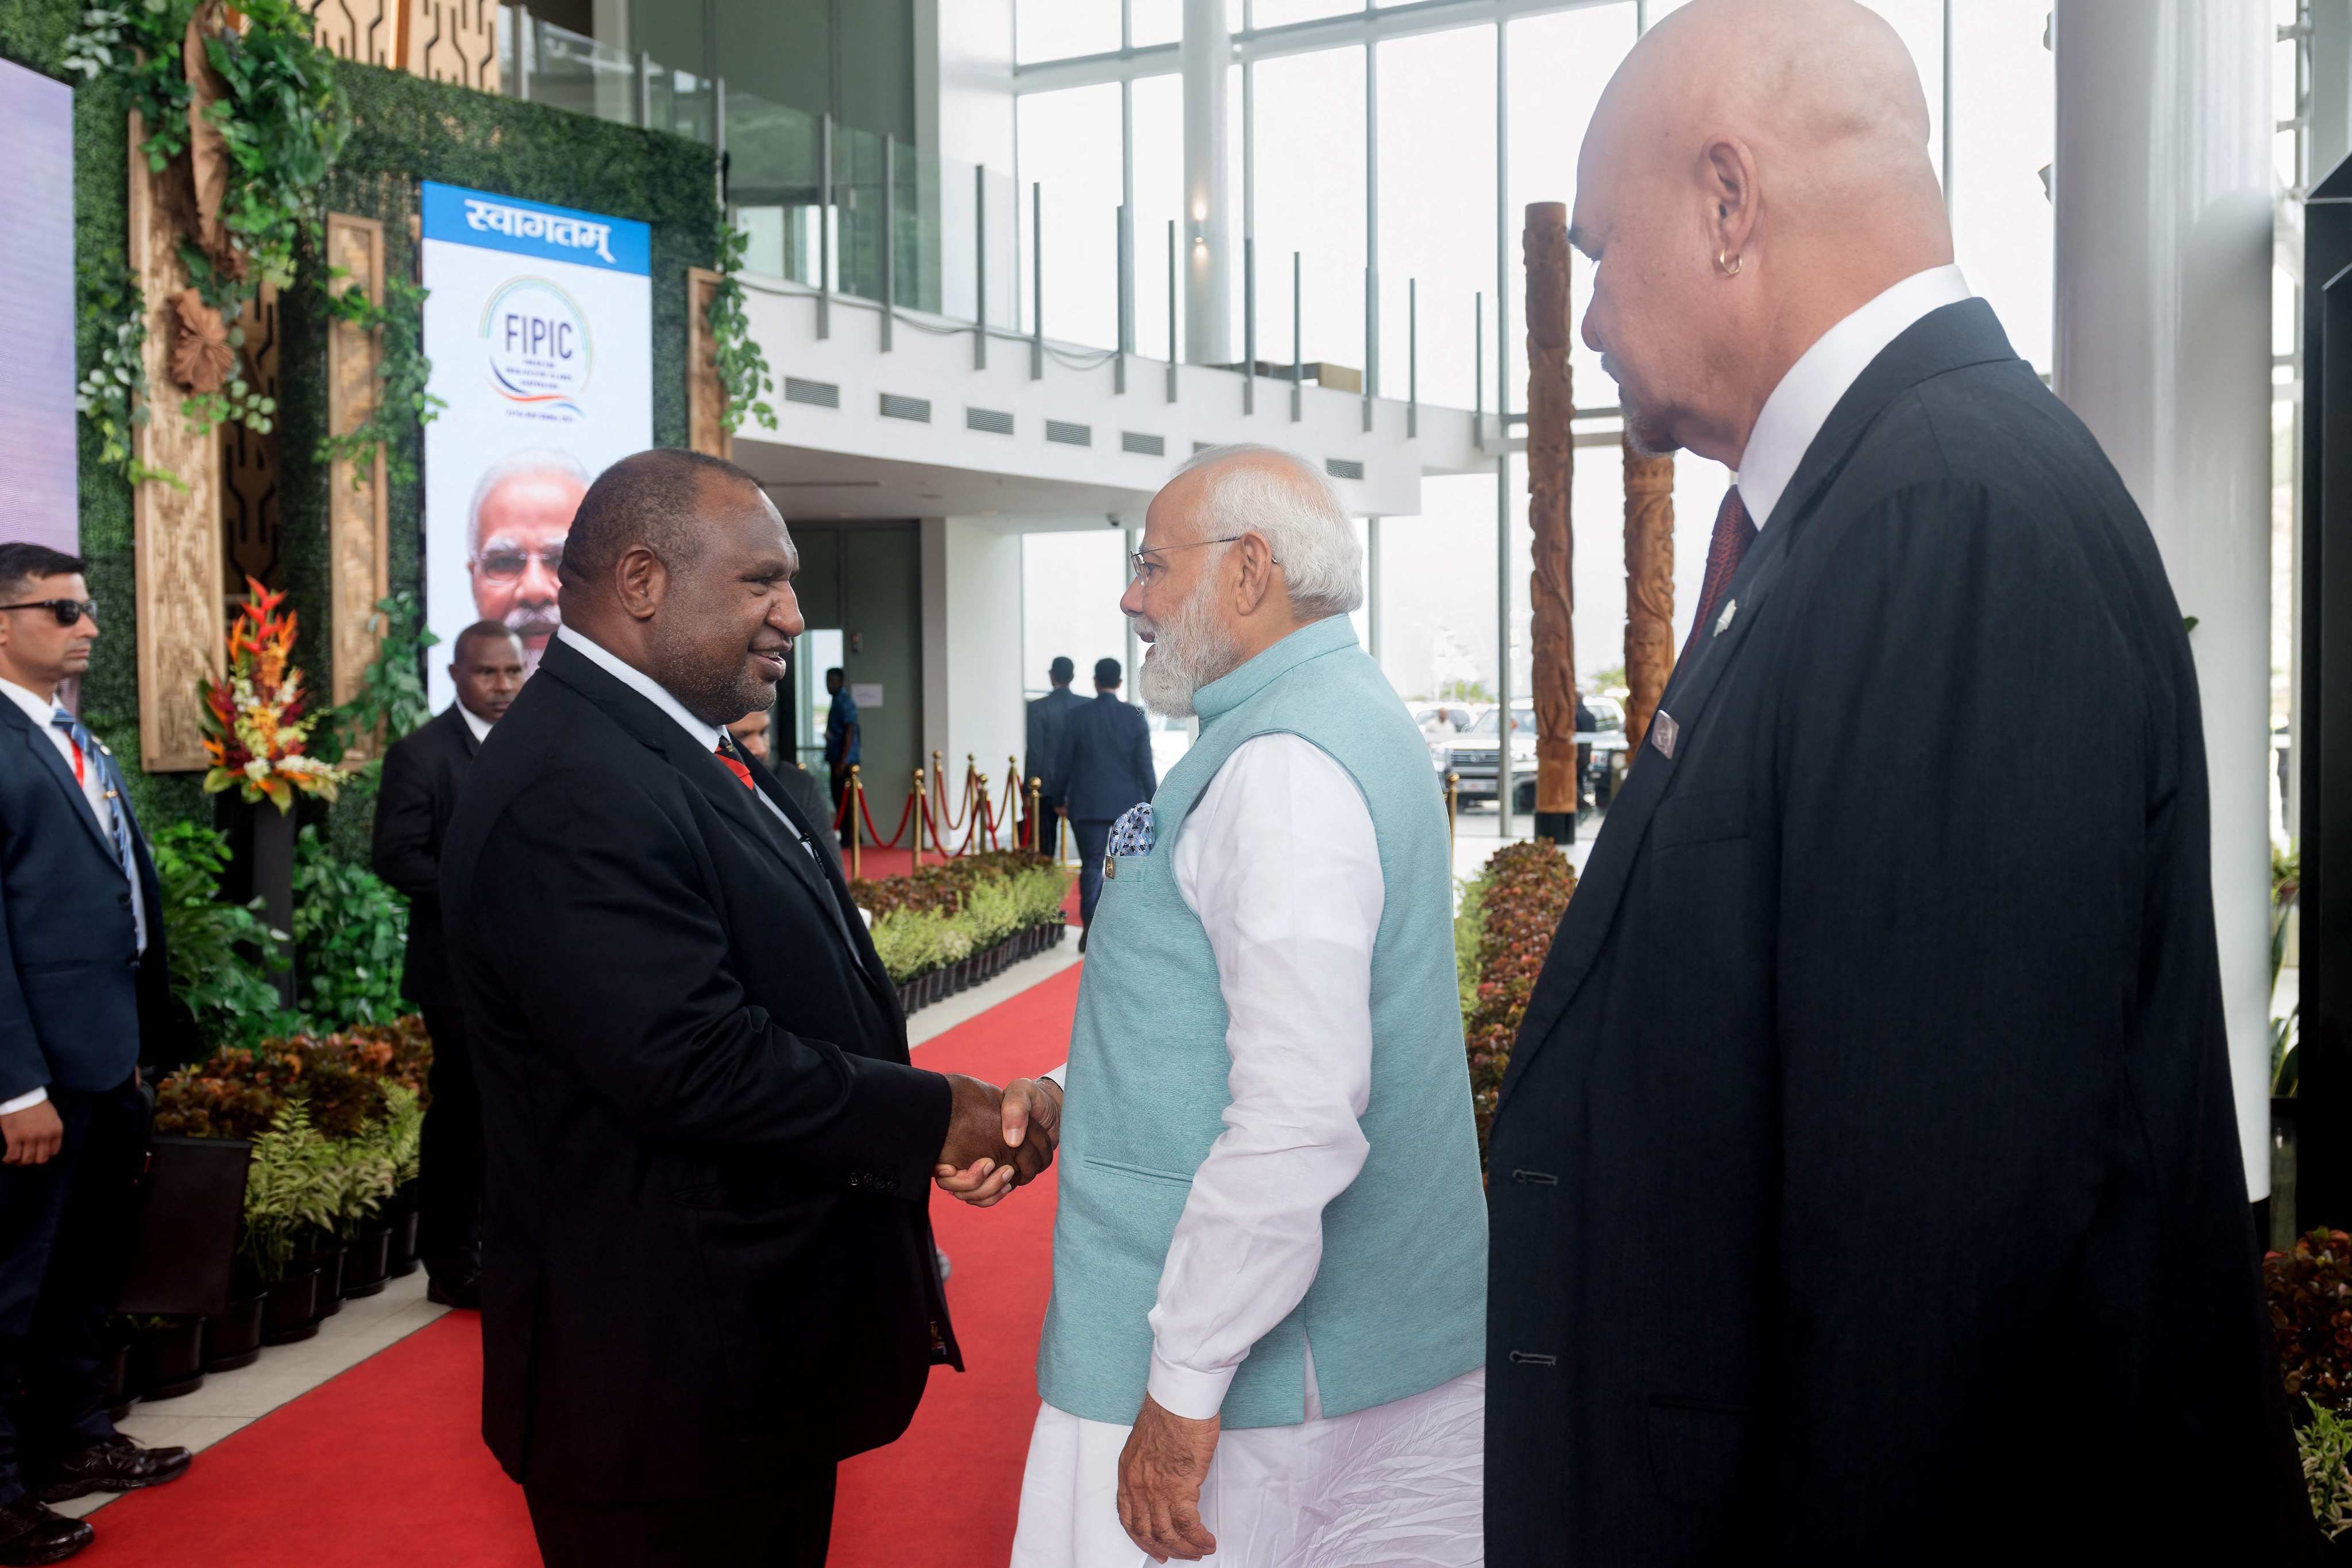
(747, 758), (901, 1010)
(1, 700), (115, 863)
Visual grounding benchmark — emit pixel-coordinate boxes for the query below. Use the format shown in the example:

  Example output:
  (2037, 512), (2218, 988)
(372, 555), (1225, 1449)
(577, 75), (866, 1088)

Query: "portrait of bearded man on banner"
(466, 449), (590, 675)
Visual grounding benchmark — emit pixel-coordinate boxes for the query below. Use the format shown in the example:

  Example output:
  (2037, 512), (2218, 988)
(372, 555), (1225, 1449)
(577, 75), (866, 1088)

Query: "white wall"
(922, 516), (1030, 828)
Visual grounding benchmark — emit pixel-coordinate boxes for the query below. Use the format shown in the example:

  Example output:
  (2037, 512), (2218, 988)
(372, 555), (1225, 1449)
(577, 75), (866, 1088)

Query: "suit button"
(1507, 1350), (1559, 1367)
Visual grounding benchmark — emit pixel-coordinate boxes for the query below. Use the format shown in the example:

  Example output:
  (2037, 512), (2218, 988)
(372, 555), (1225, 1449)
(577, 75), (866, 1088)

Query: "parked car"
(1451, 695), (1629, 812)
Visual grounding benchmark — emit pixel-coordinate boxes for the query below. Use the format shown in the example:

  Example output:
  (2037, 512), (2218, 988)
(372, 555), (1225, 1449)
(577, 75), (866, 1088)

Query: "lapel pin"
(1715, 599), (1738, 636)
(1651, 710), (1680, 759)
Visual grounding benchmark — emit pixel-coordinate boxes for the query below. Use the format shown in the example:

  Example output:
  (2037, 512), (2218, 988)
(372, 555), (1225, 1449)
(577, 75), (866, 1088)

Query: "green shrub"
(291, 826), (410, 1029)
(149, 821), (299, 1049)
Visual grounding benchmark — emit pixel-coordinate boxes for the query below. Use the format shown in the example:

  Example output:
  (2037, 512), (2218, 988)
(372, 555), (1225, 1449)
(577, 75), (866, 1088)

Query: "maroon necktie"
(1681, 485), (1756, 668)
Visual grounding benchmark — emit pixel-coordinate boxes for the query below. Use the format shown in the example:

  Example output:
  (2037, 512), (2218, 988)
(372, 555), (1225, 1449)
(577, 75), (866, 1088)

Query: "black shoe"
(0, 1497), (90, 1565)
(32, 1435), (190, 1505)
(1077, 927), (1088, 955)
(426, 1272), (481, 1310)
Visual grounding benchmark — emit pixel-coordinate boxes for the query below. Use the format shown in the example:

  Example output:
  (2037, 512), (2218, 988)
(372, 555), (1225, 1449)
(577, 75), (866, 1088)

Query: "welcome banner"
(420, 180), (651, 709)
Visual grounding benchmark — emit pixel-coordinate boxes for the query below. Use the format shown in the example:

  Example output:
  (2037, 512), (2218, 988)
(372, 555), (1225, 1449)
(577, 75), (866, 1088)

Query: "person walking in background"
(1483, 3), (2313, 1561)
(0, 543), (195, 1566)
(370, 621), (527, 1312)
(1024, 656), (1083, 856)
(1053, 657), (1156, 949)
(729, 702), (841, 871)
(822, 666), (859, 847)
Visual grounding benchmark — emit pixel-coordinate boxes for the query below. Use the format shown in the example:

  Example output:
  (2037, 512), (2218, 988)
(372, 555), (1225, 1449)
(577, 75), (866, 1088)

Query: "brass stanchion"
(1028, 775), (1044, 852)
(911, 767), (926, 868)
(848, 763), (864, 880)
(974, 775), (993, 851)
(1446, 770), (1460, 857)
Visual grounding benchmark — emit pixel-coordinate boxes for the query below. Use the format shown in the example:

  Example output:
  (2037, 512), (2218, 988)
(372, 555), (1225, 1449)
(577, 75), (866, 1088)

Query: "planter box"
(307, 1243), (349, 1320)
(342, 1226), (393, 1299)
(115, 1135), (252, 1319)
(388, 1207), (422, 1279)
(206, 1293), (265, 1373)
(132, 1317), (206, 1401)
(100, 1339), (137, 1421)
(261, 1269), (320, 1346)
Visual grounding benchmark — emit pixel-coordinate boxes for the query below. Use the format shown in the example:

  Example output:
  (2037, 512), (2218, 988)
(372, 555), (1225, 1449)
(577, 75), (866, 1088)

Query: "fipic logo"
(480, 277), (593, 421)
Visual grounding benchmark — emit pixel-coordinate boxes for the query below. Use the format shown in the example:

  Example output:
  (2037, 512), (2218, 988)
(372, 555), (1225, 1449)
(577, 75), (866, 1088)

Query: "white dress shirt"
(1015, 732), (1484, 1567)
(1, 677), (149, 1116)
(1735, 263), (1973, 531)
(555, 627), (810, 857)
(457, 701), (494, 746)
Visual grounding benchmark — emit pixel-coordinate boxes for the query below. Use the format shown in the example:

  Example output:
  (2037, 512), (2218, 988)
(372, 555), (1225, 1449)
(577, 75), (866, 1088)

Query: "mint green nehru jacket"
(1036, 616), (1488, 1430)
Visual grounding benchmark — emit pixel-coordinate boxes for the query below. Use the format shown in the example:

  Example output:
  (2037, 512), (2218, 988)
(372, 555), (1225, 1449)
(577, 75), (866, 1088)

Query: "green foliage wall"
(0, 0), (719, 844)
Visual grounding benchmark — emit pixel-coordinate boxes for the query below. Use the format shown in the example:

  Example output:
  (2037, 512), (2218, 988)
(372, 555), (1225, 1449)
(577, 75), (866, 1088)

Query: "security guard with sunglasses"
(0, 543), (194, 1564)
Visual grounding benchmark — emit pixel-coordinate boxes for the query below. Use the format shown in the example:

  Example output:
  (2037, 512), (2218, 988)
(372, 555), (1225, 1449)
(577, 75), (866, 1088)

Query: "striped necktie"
(52, 705), (138, 890)
(1681, 485), (1756, 668)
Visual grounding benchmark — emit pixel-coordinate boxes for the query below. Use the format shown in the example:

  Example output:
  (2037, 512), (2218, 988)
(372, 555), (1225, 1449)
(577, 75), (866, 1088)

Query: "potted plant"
(206, 1268), (267, 1373)
(243, 1100), (339, 1345)
(336, 1085), (421, 1298)
(128, 1315), (207, 1401)
(98, 1320), (140, 1418)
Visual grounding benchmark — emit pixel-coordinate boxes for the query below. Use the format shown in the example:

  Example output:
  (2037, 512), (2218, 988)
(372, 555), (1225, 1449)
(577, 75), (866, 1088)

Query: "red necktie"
(1681, 485), (1756, 668)
(715, 739), (755, 790)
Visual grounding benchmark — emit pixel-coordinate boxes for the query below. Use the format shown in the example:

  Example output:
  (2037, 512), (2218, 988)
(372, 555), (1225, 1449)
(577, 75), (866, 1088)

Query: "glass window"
(1023, 531), (1131, 704)
(1132, 73), (1185, 360)
(1253, 45), (1367, 374)
(1949, 0), (2053, 370)
(1377, 24), (1496, 412)
(1252, 0), (1367, 26)
(1133, 0), (1183, 49)
(1018, 0), (1119, 64)
(1018, 83), (1125, 347)
(1505, 5), (1638, 420)
(1372, 470), (1500, 704)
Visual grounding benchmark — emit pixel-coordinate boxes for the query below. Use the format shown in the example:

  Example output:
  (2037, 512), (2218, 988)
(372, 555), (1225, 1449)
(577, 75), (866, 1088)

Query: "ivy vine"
(709, 221), (777, 434)
(72, 251), (181, 490)
(316, 271), (446, 489)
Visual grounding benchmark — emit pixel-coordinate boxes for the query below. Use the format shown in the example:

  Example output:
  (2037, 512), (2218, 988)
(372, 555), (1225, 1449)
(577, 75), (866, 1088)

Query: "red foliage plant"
(1462, 841), (1577, 1158)
(154, 1017), (435, 1142)
(2268, 1229), (2352, 1409)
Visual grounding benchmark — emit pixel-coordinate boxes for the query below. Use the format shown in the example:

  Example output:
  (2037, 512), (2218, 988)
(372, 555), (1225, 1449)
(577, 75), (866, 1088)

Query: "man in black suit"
(439, 450), (1037, 1567)
(1024, 655), (1083, 853)
(1485, 4), (2314, 1562)
(0, 544), (192, 1565)
(1053, 656), (1156, 939)
(370, 621), (526, 1310)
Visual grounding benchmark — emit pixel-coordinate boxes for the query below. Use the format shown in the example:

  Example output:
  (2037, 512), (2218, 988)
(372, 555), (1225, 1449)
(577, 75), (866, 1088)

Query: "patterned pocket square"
(1107, 802), (1156, 859)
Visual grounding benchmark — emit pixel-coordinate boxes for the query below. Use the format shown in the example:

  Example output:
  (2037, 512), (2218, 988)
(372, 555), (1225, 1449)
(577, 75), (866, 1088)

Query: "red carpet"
(80, 963), (1082, 1567)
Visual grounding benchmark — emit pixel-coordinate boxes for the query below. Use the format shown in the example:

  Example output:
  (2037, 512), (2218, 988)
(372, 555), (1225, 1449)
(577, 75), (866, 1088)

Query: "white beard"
(1136, 571), (1243, 718)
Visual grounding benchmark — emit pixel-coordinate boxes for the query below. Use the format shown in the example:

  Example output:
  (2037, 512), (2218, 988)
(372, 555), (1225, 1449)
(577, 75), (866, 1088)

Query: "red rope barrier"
(858, 785), (916, 851)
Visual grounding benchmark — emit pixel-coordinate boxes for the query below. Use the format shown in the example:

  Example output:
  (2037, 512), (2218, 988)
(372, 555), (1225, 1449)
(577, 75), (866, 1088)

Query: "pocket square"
(1107, 802), (1155, 859)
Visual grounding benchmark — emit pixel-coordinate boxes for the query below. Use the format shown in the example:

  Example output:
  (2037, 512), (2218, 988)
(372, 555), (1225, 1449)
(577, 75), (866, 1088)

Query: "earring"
(1717, 249), (1743, 277)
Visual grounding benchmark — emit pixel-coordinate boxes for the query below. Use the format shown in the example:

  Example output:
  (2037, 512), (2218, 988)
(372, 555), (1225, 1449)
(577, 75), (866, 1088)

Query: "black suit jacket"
(439, 635), (959, 1505)
(1485, 302), (2314, 1563)
(0, 696), (181, 1100)
(1025, 685), (1084, 797)
(1053, 690), (1157, 822)
(370, 704), (478, 1010)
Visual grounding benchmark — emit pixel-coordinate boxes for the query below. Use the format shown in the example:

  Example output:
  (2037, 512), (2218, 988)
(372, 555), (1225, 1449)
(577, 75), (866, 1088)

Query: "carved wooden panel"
(297, 0), (401, 68)
(1622, 437), (1677, 755)
(129, 113), (227, 773)
(325, 213), (391, 728)
(688, 267), (732, 461)
(403, 0), (501, 93)
(222, 281), (281, 590)
(1523, 201), (1576, 817)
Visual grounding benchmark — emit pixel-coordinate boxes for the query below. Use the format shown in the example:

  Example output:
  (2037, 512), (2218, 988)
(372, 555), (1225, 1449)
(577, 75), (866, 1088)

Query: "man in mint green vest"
(937, 446), (1489, 1566)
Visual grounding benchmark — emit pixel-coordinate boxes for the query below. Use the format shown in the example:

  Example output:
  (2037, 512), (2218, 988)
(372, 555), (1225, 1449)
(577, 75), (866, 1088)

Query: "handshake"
(932, 1073), (1063, 1208)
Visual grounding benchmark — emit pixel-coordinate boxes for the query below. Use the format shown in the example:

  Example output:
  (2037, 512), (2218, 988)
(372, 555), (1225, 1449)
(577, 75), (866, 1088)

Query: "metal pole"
(636, 48), (652, 130)
(1940, 0), (1955, 217)
(1363, 264), (1376, 434)
(712, 76), (727, 207)
(975, 164), (989, 370)
(1032, 181), (1045, 380)
(1494, 21), (1510, 428)
(1367, 515), (1383, 659)
(1116, 203), (1131, 395)
(1291, 250), (1303, 423)
(1167, 218), (1179, 402)
(1244, 235), (1257, 415)
(818, 113), (833, 339)
(1408, 277), (1419, 439)
(1364, 33), (1379, 434)
(1496, 450), (1515, 838)
(1473, 291), (1484, 449)
(515, 10), (532, 102)
(881, 134), (897, 352)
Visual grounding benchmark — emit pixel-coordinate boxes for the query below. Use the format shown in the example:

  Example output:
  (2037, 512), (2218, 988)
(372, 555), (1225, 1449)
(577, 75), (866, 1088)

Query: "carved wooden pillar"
(688, 267), (733, 460)
(128, 114), (226, 773)
(222, 282), (281, 590)
(324, 214), (391, 743)
(1523, 200), (1577, 841)
(402, 0), (502, 91)
(1623, 437), (1677, 755)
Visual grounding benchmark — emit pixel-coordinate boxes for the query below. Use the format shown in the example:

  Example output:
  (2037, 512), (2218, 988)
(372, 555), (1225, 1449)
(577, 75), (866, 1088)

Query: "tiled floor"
(60, 1272), (450, 1519)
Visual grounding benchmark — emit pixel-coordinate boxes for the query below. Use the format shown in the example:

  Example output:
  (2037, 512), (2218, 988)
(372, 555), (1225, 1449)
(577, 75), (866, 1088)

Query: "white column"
(1181, 0), (1233, 365)
(921, 518), (1029, 804)
(2052, 0), (2274, 1196)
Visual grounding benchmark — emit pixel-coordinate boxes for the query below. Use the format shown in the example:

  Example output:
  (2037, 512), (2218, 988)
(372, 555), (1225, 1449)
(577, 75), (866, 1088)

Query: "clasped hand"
(933, 1073), (1061, 1206)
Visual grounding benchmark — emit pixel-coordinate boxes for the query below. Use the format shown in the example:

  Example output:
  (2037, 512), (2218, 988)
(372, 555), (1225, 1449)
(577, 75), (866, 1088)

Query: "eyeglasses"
(0, 599), (97, 628)
(470, 547), (565, 581)
(1128, 536), (1282, 586)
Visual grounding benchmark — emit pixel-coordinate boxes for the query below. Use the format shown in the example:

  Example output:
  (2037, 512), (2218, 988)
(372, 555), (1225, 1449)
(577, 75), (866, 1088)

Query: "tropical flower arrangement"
(1455, 840), (1579, 1161)
(199, 577), (345, 810)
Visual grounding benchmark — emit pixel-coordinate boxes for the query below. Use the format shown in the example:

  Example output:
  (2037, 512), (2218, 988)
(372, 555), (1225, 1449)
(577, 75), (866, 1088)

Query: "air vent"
(965, 406), (1015, 435)
(1045, 419), (1093, 447)
(1193, 441), (1215, 454)
(879, 393), (932, 423)
(783, 376), (839, 409)
(1325, 457), (1365, 481)
(1121, 431), (1165, 457)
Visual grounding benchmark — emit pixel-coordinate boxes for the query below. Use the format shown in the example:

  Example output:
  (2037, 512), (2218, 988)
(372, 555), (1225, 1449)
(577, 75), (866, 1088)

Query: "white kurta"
(1011, 732), (1485, 1568)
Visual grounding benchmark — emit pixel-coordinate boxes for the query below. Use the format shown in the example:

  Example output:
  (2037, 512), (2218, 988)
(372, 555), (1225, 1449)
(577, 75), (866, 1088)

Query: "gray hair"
(1169, 443), (1364, 620)
(468, 448), (593, 546)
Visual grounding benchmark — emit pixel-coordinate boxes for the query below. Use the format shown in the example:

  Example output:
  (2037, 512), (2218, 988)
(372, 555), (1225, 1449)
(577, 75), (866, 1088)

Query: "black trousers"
(0, 1076), (144, 1505)
(524, 1465), (835, 1568)
(1072, 818), (1113, 926)
(416, 1003), (485, 1281)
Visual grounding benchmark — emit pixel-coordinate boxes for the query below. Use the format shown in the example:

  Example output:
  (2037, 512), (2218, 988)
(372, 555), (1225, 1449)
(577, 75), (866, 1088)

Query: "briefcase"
(114, 1136), (253, 1318)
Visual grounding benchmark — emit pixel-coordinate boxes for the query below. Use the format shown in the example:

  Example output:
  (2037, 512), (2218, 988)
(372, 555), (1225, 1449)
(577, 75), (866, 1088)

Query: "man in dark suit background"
(370, 621), (526, 1310)
(1053, 656), (1156, 941)
(439, 450), (1036, 1567)
(1484, 3), (2313, 1563)
(1024, 655), (1083, 854)
(0, 544), (193, 1565)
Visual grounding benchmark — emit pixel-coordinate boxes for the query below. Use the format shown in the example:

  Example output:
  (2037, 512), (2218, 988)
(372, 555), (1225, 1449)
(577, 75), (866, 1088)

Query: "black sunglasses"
(0, 599), (96, 628)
